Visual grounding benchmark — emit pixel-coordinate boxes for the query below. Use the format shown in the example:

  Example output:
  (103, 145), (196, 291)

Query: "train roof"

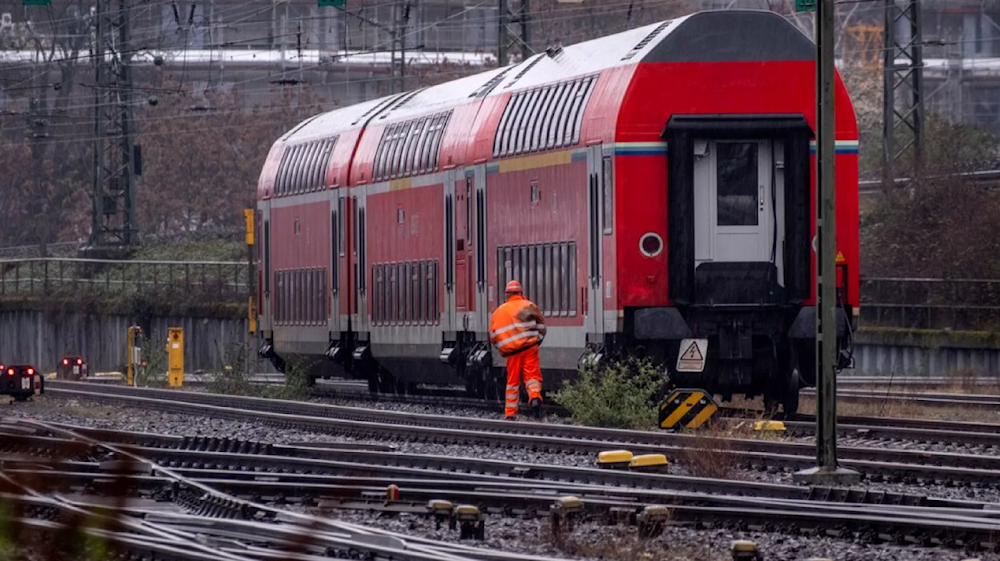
(277, 9), (814, 145)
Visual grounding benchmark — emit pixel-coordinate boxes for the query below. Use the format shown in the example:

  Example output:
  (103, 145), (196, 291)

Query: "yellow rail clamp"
(731, 540), (761, 560)
(455, 505), (482, 521)
(427, 499), (453, 513)
(597, 450), (634, 469)
(630, 453), (669, 472)
(658, 388), (718, 430)
(754, 420), (786, 432)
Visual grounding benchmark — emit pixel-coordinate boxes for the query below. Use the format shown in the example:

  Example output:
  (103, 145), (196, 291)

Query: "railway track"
(7, 420), (1000, 551)
(39, 381), (1000, 486)
(1, 419), (562, 561)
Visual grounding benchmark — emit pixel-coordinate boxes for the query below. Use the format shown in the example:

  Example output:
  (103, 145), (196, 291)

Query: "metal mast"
(90, 0), (138, 249)
(882, 0), (924, 188)
(498, 0), (530, 67)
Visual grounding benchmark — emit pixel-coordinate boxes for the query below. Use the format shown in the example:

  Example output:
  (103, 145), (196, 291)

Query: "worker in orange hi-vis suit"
(489, 280), (547, 420)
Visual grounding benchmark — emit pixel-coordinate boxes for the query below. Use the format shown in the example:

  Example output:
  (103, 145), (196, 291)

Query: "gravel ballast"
(5, 394), (1000, 560)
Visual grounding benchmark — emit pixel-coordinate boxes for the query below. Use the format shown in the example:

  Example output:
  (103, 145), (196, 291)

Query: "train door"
(454, 171), (474, 321)
(693, 139), (784, 301)
(585, 145), (605, 338)
(472, 165), (489, 333)
(329, 195), (344, 335)
(260, 200), (272, 335)
(352, 190), (369, 336)
(442, 173), (456, 333)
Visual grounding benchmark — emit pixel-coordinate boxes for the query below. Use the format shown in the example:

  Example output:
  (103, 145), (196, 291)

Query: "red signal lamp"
(77, 358), (83, 365)
(63, 358), (69, 365)
(26, 367), (34, 376)
(6, 368), (13, 377)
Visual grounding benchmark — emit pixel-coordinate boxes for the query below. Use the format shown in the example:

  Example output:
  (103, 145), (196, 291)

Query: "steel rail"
(42, 384), (1000, 481)
(13, 419), (562, 561)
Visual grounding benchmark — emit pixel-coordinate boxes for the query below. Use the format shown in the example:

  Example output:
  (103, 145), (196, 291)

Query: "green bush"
(551, 357), (665, 429)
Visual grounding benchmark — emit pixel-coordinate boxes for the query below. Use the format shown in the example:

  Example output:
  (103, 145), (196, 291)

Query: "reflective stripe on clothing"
(489, 295), (544, 357)
(506, 346), (542, 416)
(490, 321), (537, 338)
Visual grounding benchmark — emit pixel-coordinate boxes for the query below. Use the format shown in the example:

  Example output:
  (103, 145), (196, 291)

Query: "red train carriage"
(255, 9), (860, 414)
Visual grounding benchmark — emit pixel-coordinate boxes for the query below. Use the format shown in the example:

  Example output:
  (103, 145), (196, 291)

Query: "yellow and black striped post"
(658, 388), (718, 430)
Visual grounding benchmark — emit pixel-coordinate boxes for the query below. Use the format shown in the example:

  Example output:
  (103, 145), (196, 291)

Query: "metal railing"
(860, 277), (1000, 331)
(0, 258), (250, 303)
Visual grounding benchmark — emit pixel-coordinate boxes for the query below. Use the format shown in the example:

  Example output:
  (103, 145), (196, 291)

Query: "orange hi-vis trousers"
(505, 346), (542, 418)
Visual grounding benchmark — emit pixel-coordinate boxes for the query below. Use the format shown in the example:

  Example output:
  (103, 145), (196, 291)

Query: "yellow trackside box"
(167, 327), (184, 387)
(244, 208), (255, 246)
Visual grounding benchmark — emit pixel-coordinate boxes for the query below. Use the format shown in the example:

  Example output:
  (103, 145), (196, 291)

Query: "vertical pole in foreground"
(794, 0), (860, 486)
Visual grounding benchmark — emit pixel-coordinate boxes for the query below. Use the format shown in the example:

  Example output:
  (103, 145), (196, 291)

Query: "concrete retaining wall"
(0, 310), (251, 374)
(852, 343), (1000, 377)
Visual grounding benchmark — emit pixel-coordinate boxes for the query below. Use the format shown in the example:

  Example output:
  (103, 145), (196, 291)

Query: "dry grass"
(538, 522), (727, 561)
(671, 421), (748, 480)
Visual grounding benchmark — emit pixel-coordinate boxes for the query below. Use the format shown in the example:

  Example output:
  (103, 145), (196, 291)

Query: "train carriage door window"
(338, 197), (346, 257)
(264, 222), (271, 296)
(359, 208), (367, 294)
(568, 242), (577, 316)
(331, 210), (339, 292)
(410, 261), (418, 324)
(445, 194), (454, 291)
(430, 261), (439, 323)
(403, 261), (411, 324)
(602, 156), (613, 234)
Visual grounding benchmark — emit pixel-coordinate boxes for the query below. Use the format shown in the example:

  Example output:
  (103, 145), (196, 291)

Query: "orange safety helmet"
(504, 280), (523, 294)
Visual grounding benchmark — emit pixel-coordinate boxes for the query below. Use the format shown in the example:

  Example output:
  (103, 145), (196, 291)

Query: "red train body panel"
(255, 10), (860, 412)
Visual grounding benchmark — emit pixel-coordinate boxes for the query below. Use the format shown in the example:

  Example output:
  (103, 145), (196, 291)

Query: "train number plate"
(676, 339), (708, 373)
(73, 366), (80, 375)
(21, 378), (30, 390)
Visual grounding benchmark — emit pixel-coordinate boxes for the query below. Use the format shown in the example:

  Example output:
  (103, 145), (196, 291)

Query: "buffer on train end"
(658, 388), (719, 431)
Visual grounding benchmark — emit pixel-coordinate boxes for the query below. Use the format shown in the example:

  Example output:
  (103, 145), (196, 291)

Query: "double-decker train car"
(255, 9), (859, 414)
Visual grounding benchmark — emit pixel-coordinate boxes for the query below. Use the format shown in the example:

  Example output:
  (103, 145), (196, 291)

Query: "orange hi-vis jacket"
(489, 294), (547, 357)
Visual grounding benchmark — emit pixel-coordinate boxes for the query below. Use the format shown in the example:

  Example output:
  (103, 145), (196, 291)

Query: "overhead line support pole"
(794, 0), (860, 486)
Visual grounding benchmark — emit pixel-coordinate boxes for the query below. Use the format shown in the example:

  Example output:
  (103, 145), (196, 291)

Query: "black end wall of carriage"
(662, 114), (812, 306)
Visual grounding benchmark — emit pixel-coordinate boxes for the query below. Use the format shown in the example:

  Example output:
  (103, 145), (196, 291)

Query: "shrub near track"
(552, 357), (663, 429)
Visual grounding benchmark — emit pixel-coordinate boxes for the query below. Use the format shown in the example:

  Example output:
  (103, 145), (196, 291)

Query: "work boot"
(530, 398), (541, 419)
(506, 415), (517, 421)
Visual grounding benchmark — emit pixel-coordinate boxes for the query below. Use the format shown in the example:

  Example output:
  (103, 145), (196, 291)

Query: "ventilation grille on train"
(373, 110), (453, 182)
(492, 74), (597, 158)
(621, 20), (673, 61)
(274, 136), (339, 197)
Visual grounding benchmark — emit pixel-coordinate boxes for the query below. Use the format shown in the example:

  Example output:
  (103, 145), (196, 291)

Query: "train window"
(568, 242), (577, 316)
(573, 77), (596, 145)
(559, 80), (584, 147)
(359, 208), (367, 292)
(516, 90), (540, 155)
(430, 113), (448, 171)
(545, 83), (567, 150)
(264, 222), (271, 295)
(353, 197), (358, 254)
(716, 142), (759, 226)
(406, 118), (424, 176)
(531, 86), (554, 152)
(475, 190), (485, 285)
(388, 264), (396, 324)
(399, 262), (407, 324)
(493, 96), (515, 157)
(274, 150), (289, 196)
(541, 244), (551, 315)
(530, 183), (540, 204)
(331, 211), (339, 293)
(430, 261), (439, 323)
(314, 269), (322, 324)
(293, 144), (309, 193)
(551, 83), (573, 149)
(506, 93), (530, 157)
(445, 194), (454, 289)
(338, 198), (346, 257)
(304, 143), (319, 191)
(602, 156), (613, 234)
(553, 245), (564, 316)
(412, 261), (421, 324)
(320, 269), (328, 323)
(374, 125), (391, 181)
(416, 118), (433, 174)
